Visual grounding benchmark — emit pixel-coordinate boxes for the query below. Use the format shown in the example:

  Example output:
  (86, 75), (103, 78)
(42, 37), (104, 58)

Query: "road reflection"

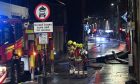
(88, 37), (126, 58)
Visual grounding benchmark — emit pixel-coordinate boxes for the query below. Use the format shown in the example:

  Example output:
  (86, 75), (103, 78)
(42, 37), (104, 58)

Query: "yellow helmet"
(67, 40), (73, 45)
(79, 43), (83, 48)
(73, 41), (76, 46)
(76, 43), (80, 47)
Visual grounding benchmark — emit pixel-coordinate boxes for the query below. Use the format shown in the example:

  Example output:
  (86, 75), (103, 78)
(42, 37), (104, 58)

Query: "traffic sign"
(121, 12), (127, 22)
(34, 3), (50, 21)
(34, 22), (53, 33)
(39, 33), (48, 44)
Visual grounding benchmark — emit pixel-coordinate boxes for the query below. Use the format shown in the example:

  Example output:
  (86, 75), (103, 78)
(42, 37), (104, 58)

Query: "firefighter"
(67, 40), (77, 74)
(75, 43), (82, 62)
(67, 40), (73, 53)
(80, 43), (88, 75)
(67, 40), (76, 60)
(11, 49), (21, 83)
(36, 50), (42, 74)
(12, 49), (19, 60)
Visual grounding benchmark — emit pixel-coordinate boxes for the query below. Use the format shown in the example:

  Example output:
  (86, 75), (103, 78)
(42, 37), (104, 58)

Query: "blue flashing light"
(0, 15), (8, 19)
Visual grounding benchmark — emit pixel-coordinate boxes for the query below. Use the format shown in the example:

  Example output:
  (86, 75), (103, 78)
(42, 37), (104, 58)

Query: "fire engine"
(0, 18), (25, 83)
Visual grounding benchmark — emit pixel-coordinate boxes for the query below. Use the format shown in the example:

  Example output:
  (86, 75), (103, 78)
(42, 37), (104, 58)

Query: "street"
(15, 37), (129, 84)
(88, 37), (126, 58)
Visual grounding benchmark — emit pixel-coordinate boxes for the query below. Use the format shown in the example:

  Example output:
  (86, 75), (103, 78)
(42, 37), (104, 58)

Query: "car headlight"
(0, 66), (6, 72)
(0, 66), (6, 76)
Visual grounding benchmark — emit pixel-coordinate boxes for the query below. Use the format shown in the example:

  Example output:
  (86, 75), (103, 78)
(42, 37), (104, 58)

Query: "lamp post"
(111, 0), (120, 40)
(117, 0), (121, 41)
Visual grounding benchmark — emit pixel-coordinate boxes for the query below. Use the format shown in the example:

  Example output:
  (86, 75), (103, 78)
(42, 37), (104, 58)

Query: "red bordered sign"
(34, 3), (50, 21)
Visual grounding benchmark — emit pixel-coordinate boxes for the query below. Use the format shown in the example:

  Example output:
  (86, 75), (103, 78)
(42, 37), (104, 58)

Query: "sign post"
(34, 3), (52, 83)
(34, 21), (53, 77)
(38, 33), (48, 77)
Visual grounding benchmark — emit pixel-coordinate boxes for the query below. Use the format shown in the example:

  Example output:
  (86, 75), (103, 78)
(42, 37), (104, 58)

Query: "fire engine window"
(0, 20), (23, 45)
(0, 23), (14, 45)
(14, 23), (23, 40)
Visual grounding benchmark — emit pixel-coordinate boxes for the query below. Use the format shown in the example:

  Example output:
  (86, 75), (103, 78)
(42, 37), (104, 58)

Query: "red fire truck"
(0, 18), (24, 62)
(0, 18), (25, 83)
(0, 17), (55, 83)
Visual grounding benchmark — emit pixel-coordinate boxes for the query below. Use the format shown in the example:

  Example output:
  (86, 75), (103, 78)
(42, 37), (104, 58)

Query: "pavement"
(6, 39), (131, 84)
(19, 55), (130, 84)
(89, 64), (129, 84)
(19, 65), (97, 84)
(19, 63), (130, 84)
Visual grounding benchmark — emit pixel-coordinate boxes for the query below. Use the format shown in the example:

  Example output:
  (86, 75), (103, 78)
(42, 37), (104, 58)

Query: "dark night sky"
(85, 0), (127, 16)
(0, 0), (127, 42)
(86, 0), (110, 16)
(0, 0), (127, 17)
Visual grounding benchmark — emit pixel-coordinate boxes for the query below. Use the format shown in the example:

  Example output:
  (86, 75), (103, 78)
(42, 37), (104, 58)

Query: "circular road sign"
(34, 3), (50, 21)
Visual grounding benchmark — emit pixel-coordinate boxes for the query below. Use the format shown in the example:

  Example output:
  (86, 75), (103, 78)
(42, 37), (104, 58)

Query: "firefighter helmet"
(73, 41), (76, 46)
(67, 40), (73, 45)
(76, 43), (79, 48)
(79, 43), (83, 48)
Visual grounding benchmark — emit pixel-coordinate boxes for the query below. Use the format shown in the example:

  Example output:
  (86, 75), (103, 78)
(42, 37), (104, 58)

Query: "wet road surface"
(88, 39), (126, 58)
(17, 38), (129, 84)
(89, 64), (129, 84)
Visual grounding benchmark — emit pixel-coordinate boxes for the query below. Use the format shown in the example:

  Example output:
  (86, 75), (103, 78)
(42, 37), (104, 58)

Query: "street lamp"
(110, 0), (120, 40)
(111, 3), (115, 7)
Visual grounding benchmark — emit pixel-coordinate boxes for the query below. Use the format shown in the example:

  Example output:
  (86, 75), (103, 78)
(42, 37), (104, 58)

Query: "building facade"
(0, 1), (28, 19)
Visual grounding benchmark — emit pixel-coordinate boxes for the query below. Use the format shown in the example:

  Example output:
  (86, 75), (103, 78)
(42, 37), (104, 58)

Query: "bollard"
(51, 62), (54, 75)
(14, 64), (18, 83)
(38, 75), (47, 84)
(31, 68), (34, 81)
(128, 54), (133, 73)
(20, 61), (24, 75)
